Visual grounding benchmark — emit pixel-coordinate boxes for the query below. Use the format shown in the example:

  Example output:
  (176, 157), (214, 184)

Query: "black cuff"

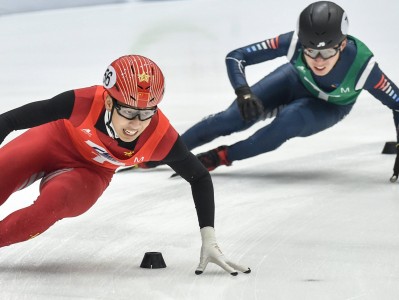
(234, 85), (251, 97)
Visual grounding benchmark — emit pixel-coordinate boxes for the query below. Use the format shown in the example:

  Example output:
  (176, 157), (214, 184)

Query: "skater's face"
(105, 95), (154, 142)
(303, 39), (347, 76)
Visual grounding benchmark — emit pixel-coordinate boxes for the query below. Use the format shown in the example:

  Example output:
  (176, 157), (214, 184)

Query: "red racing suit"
(0, 85), (178, 247)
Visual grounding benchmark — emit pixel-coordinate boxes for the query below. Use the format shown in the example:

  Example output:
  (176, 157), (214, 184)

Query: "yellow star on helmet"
(137, 71), (150, 82)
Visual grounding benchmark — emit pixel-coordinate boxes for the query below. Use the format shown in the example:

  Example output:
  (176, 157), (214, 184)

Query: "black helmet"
(297, 1), (349, 49)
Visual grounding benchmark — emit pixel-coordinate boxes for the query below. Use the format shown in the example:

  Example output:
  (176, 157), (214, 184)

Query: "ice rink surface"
(1, 0), (399, 299)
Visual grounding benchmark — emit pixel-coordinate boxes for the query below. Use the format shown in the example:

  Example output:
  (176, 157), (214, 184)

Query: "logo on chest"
(124, 151), (135, 157)
(83, 140), (146, 167)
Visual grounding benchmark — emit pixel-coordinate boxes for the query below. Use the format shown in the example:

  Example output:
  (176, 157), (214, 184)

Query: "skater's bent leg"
(181, 64), (302, 151)
(228, 103), (308, 160)
(227, 98), (353, 161)
(181, 102), (256, 150)
(0, 131), (51, 205)
(0, 168), (110, 248)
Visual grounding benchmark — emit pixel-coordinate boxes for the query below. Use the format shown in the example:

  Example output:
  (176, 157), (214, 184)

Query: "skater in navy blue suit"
(172, 1), (399, 172)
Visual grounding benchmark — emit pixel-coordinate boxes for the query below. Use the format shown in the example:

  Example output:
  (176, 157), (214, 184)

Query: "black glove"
(390, 143), (399, 182)
(235, 86), (264, 122)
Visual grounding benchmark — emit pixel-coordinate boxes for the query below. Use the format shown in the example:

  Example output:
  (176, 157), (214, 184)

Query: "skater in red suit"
(0, 55), (250, 276)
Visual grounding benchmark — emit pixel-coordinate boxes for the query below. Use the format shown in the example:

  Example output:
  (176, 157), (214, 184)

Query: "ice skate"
(196, 146), (232, 171)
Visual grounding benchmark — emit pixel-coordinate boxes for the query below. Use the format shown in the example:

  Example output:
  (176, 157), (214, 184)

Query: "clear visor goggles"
(112, 98), (157, 121)
(303, 43), (342, 59)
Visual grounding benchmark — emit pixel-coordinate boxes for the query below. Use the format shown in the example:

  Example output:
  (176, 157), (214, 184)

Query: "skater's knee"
(270, 110), (308, 139)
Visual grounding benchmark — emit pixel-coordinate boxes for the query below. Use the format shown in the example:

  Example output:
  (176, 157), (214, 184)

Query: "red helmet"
(103, 55), (165, 108)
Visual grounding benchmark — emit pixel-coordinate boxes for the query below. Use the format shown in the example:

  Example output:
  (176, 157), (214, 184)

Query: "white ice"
(1, 0), (399, 299)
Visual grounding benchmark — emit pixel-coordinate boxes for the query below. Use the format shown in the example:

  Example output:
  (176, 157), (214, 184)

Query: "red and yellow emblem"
(138, 71), (150, 82)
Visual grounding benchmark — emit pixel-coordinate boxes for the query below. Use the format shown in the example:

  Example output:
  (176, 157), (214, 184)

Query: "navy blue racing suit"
(181, 31), (399, 162)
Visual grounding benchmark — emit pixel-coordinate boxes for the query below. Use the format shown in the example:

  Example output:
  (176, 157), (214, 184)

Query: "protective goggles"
(112, 98), (157, 121)
(303, 43), (342, 59)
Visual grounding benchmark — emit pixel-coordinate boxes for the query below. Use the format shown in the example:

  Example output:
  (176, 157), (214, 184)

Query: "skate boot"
(196, 146), (232, 171)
